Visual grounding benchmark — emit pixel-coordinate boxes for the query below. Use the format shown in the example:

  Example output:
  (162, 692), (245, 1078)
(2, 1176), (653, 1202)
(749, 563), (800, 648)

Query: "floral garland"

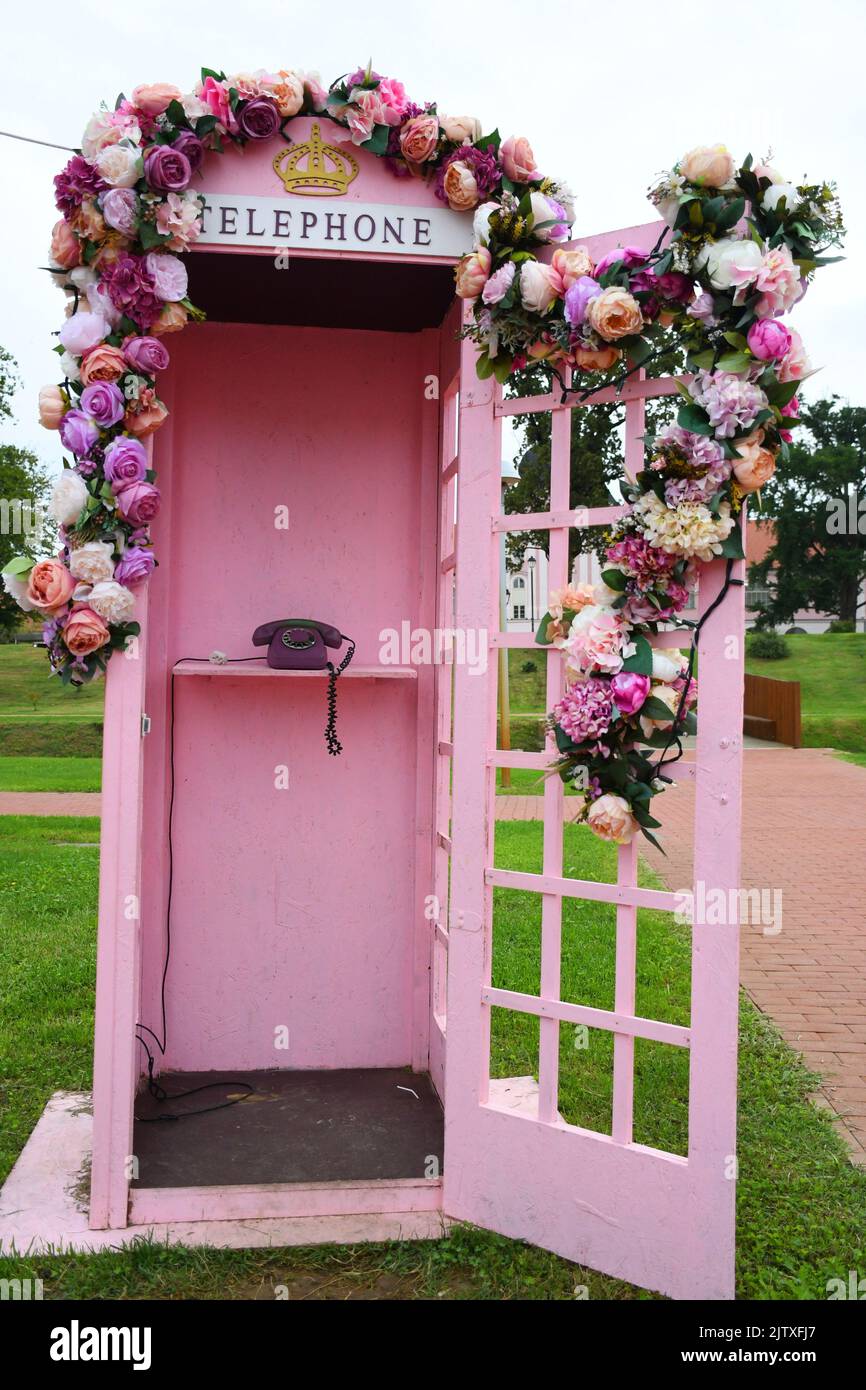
(2, 61), (579, 684)
(524, 146), (844, 848)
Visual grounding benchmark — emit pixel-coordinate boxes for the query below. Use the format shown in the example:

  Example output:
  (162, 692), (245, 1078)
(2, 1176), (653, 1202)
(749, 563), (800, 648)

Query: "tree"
(749, 397), (866, 627)
(0, 348), (55, 637)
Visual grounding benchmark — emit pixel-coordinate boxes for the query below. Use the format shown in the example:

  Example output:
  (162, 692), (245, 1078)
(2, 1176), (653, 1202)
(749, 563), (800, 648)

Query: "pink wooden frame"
(444, 249), (744, 1298)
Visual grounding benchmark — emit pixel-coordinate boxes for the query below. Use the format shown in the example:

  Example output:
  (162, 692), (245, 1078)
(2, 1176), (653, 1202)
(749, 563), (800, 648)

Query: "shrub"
(746, 630), (790, 660)
(827, 619), (855, 633)
(520, 660), (537, 674)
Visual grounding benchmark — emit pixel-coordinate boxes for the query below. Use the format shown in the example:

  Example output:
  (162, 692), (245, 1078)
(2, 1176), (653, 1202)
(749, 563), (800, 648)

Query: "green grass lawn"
(745, 632), (866, 752)
(1, 816), (863, 1300)
(0, 756), (102, 792)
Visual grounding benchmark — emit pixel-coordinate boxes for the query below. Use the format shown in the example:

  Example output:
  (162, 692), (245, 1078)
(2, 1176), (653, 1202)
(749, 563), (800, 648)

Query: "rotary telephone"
(251, 619), (355, 755)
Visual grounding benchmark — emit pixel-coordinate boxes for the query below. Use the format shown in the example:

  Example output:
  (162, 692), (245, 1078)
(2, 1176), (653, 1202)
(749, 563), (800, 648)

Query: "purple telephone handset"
(251, 619), (355, 755)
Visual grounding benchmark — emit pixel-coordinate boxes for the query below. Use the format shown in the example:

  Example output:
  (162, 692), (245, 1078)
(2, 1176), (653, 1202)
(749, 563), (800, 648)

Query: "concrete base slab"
(0, 1092), (449, 1255)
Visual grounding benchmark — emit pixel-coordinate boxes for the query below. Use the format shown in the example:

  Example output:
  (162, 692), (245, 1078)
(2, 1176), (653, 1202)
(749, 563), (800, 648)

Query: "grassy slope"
(1, 816), (863, 1300)
(0, 757), (102, 792)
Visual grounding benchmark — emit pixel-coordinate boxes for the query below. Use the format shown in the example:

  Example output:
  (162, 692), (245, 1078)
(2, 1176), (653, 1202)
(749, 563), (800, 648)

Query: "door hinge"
(141, 713), (152, 736)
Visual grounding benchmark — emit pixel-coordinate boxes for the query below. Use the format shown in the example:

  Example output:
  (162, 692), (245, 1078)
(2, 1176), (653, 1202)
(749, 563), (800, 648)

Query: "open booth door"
(442, 324), (745, 1301)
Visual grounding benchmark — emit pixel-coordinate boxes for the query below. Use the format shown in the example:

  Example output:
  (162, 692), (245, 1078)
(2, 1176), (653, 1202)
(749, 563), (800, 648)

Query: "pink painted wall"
(138, 322), (440, 1072)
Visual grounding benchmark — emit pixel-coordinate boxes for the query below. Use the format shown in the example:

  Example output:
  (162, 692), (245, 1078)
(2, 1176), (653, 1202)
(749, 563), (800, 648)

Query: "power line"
(0, 128), (76, 154)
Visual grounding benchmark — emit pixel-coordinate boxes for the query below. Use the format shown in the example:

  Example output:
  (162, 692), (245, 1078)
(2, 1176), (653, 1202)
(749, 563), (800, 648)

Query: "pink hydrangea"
(553, 678), (613, 744)
(564, 605), (627, 676)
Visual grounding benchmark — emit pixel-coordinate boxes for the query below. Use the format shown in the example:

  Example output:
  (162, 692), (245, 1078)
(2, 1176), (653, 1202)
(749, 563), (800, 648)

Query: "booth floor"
(132, 1067), (445, 1188)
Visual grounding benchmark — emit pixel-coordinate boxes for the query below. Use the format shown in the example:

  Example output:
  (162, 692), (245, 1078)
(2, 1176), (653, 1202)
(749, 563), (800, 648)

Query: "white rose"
(697, 236), (763, 291)
(651, 650), (683, 683)
(473, 201), (499, 247)
(59, 351), (81, 382)
(68, 540), (116, 586)
(48, 470), (89, 527)
(68, 266), (98, 294)
(2, 569), (34, 611)
(761, 182), (800, 214)
(87, 579), (135, 625)
(640, 683), (680, 739)
(182, 93), (208, 122)
(519, 260), (556, 314)
(96, 142), (142, 188)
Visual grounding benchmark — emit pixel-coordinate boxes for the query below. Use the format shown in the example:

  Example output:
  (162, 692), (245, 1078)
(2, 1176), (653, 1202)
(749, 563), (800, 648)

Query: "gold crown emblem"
(273, 124), (359, 198)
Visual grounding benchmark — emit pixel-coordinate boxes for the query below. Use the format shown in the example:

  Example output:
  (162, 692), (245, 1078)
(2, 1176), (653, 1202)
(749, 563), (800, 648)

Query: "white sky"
(1, 0), (864, 475)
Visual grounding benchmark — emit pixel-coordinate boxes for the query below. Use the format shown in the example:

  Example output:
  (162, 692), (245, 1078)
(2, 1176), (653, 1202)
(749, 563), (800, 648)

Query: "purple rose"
(172, 129), (205, 174)
(101, 187), (140, 237)
(80, 381), (125, 428)
(115, 479), (161, 525)
(104, 436), (148, 490)
(237, 95), (281, 141)
(564, 276), (602, 327)
(59, 409), (100, 457)
(124, 336), (170, 374)
(114, 545), (156, 585)
(145, 251), (188, 302)
(143, 145), (192, 193)
(610, 671), (651, 716)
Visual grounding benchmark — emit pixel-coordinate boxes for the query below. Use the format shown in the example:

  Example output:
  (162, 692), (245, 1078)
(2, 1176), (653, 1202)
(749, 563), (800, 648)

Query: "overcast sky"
(1, 0), (864, 475)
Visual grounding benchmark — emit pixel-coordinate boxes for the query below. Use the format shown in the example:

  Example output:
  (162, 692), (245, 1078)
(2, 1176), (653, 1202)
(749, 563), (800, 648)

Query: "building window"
(746, 586), (771, 609)
(513, 576), (525, 589)
(513, 604), (526, 620)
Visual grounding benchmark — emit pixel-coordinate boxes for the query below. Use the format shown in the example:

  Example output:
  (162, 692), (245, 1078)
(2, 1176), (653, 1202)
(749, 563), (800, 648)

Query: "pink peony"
(482, 261), (516, 306)
(754, 244), (804, 319)
(198, 76), (238, 133)
(778, 328), (811, 383)
(747, 319), (792, 361)
(610, 671), (651, 716)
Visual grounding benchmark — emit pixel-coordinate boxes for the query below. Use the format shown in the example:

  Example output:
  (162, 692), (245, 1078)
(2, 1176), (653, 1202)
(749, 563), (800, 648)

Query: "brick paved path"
(497, 748), (866, 1163)
(2, 751), (864, 1159)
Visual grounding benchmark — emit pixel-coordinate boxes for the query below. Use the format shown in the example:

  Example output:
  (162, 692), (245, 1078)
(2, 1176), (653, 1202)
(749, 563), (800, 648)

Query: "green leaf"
(715, 350), (752, 374)
(535, 612), (554, 644)
(554, 724), (577, 755)
(492, 356), (514, 384)
(1, 555), (35, 578)
(201, 67), (227, 83)
(719, 528), (745, 559)
(475, 354), (494, 380)
(722, 331), (749, 351)
(677, 403), (714, 436)
(194, 114), (219, 137)
(641, 695), (677, 721)
(137, 220), (169, 251)
(360, 123), (390, 157)
(475, 128), (501, 154)
(620, 633), (653, 676)
(600, 567), (627, 592)
(165, 99), (191, 130)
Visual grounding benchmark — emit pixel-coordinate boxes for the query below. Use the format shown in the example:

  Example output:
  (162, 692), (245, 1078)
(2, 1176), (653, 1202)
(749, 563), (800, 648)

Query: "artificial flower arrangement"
(526, 145), (844, 847)
(0, 61), (842, 712)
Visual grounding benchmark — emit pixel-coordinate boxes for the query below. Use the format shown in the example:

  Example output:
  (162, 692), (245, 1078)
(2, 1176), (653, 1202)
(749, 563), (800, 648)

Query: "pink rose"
(145, 252), (188, 302)
(519, 261), (557, 314)
(778, 328), (811, 383)
(587, 793), (638, 845)
(747, 319), (791, 361)
(80, 343), (126, 385)
(198, 76), (238, 133)
(564, 604), (626, 676)
(733, 434), (777, 493)
(550, 246), (594, 295)
(132, 83), (183, 116)
(482, 261), (516, 306)
(50, 219), (81, 270)
(454, 248), (491, 301)
(26, 559), (76, 613)
(62, 605), (111, 656)
(377, 78), (410, 122)
(501, 135), (537, 184)
(610, 671), (651, 716)
(399, 115), (440, 165)
(114, 478), (161, 524)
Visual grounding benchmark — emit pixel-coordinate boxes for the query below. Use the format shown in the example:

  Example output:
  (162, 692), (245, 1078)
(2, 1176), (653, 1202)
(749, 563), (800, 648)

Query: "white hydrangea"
(48, 470), (89, 528)
(634, 492), (735, 562)
(87, 579), (135, 626)
(68, 541), (116, 586)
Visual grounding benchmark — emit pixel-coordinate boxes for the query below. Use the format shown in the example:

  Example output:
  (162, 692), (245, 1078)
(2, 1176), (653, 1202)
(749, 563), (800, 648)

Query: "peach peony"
(679, 144), (735, 188)
(573, 345), (621, 372)
(125, 393), (168, 437)
(38, 385), (66, 429)
(443, 160), (480, 211)
(80, 344), (127, 385)
(26, 559), (76, 613)
(132, 83), (183, 116)
(440, 115), (481, 144)
(50, 219), (81, 270)
(550, 246), (594, 295)
(500, 135), (537, 184)
(587, 793), (639, 845)
(62, 605), (111, 656)
(733, 433), (777, 493)
(151, 302), (188, 336)
(269, 69), (305, 117)
(454, 248), (491, 300)
(587, 288), (644, 341)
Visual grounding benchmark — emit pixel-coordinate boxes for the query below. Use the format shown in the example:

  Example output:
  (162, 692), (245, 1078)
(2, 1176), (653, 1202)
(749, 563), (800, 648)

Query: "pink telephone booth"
(6, 119), (745, 1300)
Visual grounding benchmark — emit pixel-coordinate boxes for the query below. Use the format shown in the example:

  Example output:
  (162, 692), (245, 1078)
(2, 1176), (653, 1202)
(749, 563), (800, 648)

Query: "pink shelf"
(172, 659), (417, 680)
